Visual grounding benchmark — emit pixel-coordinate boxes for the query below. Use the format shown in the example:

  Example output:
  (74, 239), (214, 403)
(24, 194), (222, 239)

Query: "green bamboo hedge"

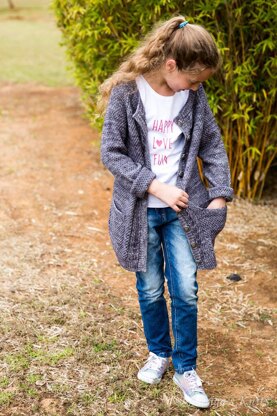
(52, 0), (277, 200)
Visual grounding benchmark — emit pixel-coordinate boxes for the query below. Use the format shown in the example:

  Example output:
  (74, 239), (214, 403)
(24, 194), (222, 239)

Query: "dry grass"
(0, 267), (275, 416)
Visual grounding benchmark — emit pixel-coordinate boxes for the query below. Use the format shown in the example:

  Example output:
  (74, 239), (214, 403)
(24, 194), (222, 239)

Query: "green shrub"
(52, 0), (276, 200)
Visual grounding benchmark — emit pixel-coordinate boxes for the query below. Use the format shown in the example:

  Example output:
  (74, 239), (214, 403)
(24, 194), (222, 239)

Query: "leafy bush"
(52, 0), (276, 200)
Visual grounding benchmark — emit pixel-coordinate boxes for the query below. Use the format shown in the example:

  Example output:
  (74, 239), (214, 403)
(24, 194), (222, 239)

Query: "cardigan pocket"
(187, 202), (227, 245)
(109, 199), (126, 254)
(182, 202), (227, 269)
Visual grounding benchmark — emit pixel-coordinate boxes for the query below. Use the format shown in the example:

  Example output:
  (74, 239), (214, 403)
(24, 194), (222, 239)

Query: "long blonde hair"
(98, 16), (220, 114)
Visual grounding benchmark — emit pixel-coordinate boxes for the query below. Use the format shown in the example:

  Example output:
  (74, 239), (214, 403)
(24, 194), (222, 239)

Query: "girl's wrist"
(207, 197), (226, 209)
(148, 179), (163, 196)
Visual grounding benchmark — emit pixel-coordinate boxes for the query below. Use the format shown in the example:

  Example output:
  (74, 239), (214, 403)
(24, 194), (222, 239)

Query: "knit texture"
(101, 81), (234, 272)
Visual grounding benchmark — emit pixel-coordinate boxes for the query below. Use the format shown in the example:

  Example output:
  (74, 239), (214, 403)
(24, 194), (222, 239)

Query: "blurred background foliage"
(52, 0), (277, 201)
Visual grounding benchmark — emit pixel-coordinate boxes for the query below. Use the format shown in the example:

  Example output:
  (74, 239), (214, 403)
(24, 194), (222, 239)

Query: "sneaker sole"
(173, 375), (210, 409)
(137, 372), (162, 384)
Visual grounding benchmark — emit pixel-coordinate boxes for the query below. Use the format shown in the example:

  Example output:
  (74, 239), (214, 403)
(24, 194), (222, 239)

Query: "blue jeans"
(136, 207), (198, 374)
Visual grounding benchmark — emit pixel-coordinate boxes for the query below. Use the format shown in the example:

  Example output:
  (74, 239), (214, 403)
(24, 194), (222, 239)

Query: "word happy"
(152, 119), (174, 134)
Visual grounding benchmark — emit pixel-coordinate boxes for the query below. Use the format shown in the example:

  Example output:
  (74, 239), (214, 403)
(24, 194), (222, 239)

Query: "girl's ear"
(165, 59), (177, 72)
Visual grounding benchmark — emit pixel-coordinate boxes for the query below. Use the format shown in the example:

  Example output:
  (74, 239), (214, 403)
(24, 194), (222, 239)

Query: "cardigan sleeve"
(197, 88), (234, 202)
(101, 86), (156, 199)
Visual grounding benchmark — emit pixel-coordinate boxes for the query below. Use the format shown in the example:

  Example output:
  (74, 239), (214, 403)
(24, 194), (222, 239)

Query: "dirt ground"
(0, 83), (276, 416)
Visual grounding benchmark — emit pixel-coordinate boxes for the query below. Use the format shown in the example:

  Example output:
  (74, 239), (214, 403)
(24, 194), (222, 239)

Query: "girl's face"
(163, 60), (214, 93)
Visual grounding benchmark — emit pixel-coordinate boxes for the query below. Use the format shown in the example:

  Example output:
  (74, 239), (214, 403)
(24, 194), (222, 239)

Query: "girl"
(99, 16), (233, 409)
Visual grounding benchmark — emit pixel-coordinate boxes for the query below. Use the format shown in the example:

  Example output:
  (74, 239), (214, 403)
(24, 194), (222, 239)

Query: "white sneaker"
(173, 369), (210, 409)
(137, 352), (170, 384)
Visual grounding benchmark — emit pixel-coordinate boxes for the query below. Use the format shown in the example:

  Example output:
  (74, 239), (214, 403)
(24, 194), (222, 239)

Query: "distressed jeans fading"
(136, 207), (198, 374)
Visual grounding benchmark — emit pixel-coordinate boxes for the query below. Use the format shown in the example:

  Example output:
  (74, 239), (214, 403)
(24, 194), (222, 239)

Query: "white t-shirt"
(136, 75), (189, 207)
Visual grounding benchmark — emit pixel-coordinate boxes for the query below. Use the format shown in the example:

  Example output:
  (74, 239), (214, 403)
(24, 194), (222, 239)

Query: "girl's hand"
(207, 197), (226, 209)
(148, 179), (189, 212)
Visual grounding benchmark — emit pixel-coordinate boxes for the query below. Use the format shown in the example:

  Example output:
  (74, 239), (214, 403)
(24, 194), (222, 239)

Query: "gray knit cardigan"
(101, 81), (234, 272)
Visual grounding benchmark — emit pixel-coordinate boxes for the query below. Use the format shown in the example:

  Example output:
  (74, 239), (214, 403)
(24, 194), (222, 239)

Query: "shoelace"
(184, 370), (205, 393)
(145, 354), (167, 371)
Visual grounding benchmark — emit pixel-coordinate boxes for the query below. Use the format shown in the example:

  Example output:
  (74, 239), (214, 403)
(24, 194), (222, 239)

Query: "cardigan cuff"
(130, 167), (156, 199)
(208, 186), (234, 202)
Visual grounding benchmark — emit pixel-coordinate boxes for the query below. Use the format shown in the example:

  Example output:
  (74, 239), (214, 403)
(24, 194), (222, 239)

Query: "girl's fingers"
(176, 201), (187, 208)
(170, 189), (189, 211)
(180, 195), (189, 203)
(174, 206), (181, 213)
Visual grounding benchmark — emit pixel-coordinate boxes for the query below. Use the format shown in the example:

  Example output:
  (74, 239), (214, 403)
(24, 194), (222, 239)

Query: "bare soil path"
(0, 84), (276, 415)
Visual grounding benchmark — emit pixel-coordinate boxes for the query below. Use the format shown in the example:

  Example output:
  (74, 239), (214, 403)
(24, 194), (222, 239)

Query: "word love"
(152, 137), (173, 150)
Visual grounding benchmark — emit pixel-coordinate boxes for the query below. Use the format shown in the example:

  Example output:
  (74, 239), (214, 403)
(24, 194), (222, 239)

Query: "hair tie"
(178, 21), (189, 29)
